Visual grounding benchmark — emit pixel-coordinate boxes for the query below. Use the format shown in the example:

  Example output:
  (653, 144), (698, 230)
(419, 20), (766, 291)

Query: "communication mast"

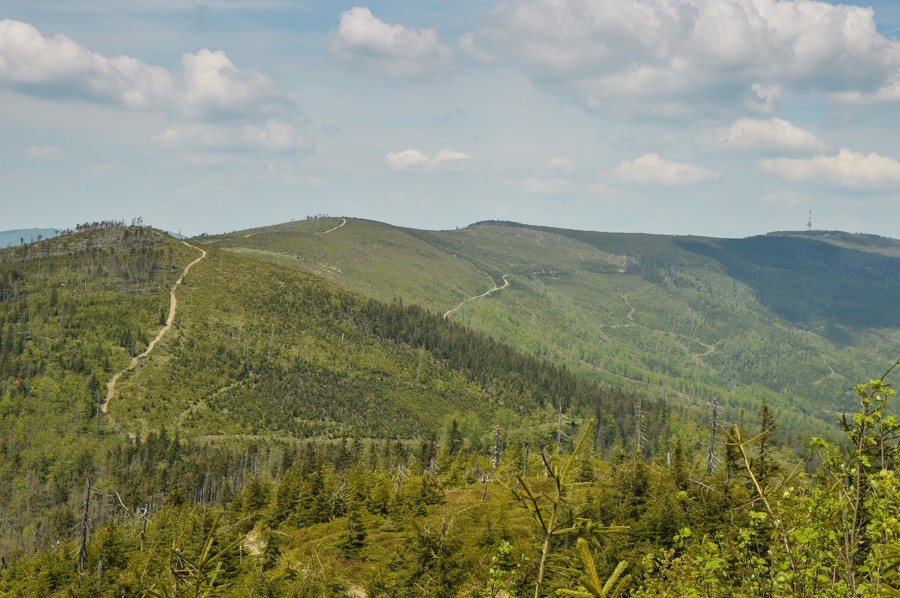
(807, 210), (812, 231)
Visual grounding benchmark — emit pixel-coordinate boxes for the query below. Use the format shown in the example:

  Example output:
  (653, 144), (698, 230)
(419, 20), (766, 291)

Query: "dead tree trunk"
(491, 425), (502, 469)
(634, 396), (644, 455)
(707, 397), (719, 475)
(140, 504), (149, 552)
(79, 479), (91, 574)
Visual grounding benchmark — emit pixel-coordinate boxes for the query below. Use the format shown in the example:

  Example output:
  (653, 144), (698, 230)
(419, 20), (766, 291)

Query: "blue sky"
(2, 0), (900, 238)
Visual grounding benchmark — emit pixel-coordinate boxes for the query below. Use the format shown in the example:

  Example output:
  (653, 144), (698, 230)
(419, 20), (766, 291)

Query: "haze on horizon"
(2, 0), (900, 238)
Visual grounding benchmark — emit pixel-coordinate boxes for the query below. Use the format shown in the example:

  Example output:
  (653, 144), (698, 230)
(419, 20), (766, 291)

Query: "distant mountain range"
(0, 228), (63, 247)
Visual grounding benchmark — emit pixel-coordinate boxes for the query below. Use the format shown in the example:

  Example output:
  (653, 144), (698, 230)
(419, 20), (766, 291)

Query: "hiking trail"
(101, 241), (207, 413)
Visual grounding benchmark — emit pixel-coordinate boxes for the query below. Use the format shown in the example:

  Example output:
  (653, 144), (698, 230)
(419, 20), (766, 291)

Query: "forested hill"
(208, 218), (900, 446)
(1, 222), (898, 596)
(0, 224), (660, 560)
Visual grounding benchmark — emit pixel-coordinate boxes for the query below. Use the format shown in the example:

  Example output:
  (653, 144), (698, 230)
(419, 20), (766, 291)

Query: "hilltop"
(206, 217), (900, 446)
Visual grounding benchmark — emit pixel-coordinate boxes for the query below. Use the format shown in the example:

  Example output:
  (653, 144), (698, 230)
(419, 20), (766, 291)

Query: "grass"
(208, 218), (900, 446)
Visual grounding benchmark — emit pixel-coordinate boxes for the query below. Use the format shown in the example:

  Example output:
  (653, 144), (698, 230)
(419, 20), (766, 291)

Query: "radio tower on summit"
(807, 210), (812, 231)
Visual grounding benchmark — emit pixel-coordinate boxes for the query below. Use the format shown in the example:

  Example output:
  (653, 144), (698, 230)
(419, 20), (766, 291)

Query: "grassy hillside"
(202, 218), (489, 313)
(111, 246), (547, 440)
(0, 224), (660, 559)
(2, 222), (897, 596)
(208, 218), (900, 445)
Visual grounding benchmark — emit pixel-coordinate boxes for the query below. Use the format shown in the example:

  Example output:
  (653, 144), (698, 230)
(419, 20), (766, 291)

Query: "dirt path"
(317, 217), (347, 235)
(443, 274), (510, 319)
(101, 241), (208, 413)
(621, 293), (636, 322)
(811, 351), (839, 387)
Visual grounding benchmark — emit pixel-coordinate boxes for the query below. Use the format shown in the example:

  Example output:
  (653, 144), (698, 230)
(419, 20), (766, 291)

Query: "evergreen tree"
(338, 506), (367, 556)
(752, 400), (780, 486)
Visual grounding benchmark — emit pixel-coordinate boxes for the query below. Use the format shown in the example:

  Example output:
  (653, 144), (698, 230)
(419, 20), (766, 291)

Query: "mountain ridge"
(205, 216), (900, 448)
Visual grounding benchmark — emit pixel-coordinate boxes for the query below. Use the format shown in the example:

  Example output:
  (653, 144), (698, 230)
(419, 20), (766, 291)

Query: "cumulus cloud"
(696, 118), (829, 154)
(431, 149), (476, 171)
(748, 83), (783, 113)
(0, 19), (175, 108)
(180, 49), (286, 120)
(385, 148), (474, 172)
(830, 75), (900, 104)
(615, 154), (716, 186)
(0, 19), (310, 162)
(25, 145), (63, 159)
(328, 7), (453, 77)
(385, 149), (430, 171)
(0, 20), (293, 122)
(458, 33), (495, 63)
(473, 0), (900, 115)
(757, 148), (900, 189)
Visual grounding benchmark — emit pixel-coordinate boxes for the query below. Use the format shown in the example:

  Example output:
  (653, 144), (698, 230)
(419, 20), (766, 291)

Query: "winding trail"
(811, 351), (839, 387)
(443, 274), (510, 319)
(316, 217), (347, 235)
(621, 293), (636, 322)
(101, 241), (208, 413)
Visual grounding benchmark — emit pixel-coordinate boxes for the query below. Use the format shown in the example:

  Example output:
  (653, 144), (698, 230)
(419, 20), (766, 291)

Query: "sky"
(2, 0), (900, 238)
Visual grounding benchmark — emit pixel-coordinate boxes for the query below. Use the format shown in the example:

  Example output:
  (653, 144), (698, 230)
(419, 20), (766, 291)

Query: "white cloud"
(458, 33), (495, 64)
(0, 19), (311, 163)
(474, 0), (900, 115)
(615, 154), (716, 186)
(748, 83), (782, 113)
(0, 19), (175, 109)
(385, 148), (474, 172)
(180, 49), (286, 120)
(539, 156), (575, 177)
(385, 149), (430, 171)
(25, 145), (63, 159)
(830, 75), (900, 104)
(328, 7), (453, 77)
(431, 149), (476, 171)
(0, 20), (293, 122)
(757, 148), (900, 189)
(696, 118), (829, 154)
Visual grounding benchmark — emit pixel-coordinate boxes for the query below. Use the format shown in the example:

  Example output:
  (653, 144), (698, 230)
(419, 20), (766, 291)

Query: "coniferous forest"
(0, 223), (898, 596)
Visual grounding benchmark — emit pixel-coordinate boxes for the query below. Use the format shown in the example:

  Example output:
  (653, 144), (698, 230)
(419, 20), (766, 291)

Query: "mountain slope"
(1, 224), (657, 556)
(208, 218), (900, 443)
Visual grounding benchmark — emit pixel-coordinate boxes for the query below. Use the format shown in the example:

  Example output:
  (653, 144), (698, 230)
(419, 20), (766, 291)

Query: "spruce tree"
(753, 400), (780, 485)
